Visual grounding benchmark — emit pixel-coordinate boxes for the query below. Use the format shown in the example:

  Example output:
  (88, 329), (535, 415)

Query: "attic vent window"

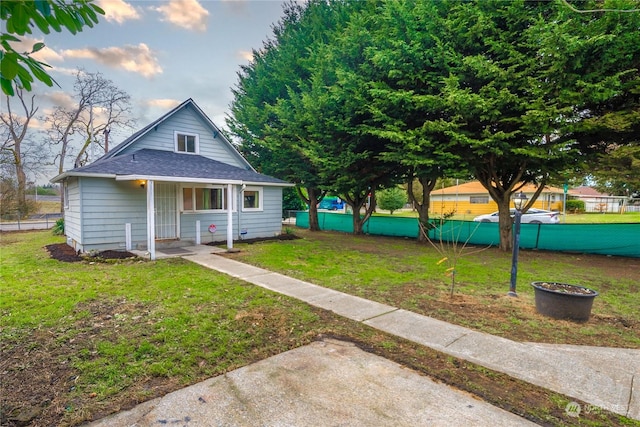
(175, 131), (199, 154)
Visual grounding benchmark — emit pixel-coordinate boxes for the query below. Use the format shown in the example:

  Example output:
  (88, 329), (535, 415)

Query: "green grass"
(0, 231), (331, 425)
(2, 230), (638, 427)
(557, 212), (640, 223)
(229, 228), (640, 348)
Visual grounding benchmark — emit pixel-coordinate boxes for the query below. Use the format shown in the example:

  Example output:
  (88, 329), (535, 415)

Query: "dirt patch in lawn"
(45, 243), (140, 263)
(2, 307), (629, 427)
(1, 298), (181, 427)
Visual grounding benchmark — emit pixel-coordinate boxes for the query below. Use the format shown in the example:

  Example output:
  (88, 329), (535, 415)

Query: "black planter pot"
(531, 282), (599, 322)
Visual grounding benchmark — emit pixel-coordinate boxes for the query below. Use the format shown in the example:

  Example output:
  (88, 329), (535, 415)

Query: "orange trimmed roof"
(431, 181), (567, 195)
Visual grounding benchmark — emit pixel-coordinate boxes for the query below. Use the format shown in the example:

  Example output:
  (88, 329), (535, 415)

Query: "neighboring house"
(570, 186), (628, 213)
(51, 99), (291, 260)
(429, 181), (565, 217)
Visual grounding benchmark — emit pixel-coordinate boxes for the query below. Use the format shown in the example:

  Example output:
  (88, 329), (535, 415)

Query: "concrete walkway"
(89, 338), (537, 427)
(108, 244), (638, 425)
(182, 247), (640, 421)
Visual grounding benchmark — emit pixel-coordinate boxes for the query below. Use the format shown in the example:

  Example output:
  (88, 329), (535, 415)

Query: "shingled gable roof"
(101, 98), (252, 170)
(51, 99), (290, 185)
(54, 149), (289, 185)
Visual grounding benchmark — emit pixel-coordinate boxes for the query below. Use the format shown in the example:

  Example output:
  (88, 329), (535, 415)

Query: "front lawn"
(1, 231), (333, 426)
(228, 228), (640, 348)
(1, 230), (638, 427)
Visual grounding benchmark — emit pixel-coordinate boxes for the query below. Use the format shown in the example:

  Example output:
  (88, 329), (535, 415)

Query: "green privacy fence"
(295, 211), (640, 258)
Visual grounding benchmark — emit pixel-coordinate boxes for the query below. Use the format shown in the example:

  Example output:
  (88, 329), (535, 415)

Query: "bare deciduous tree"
(1, 88), (39, 215)
(45, 69), (135, 209)
(72, 74), (134, 168)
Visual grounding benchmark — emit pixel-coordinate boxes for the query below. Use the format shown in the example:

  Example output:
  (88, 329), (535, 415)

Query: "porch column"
(227, 183), (233, 249)
(147, 180), (156, 260)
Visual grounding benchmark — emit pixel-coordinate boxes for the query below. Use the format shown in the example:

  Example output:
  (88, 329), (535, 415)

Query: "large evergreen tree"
(228, 0), (640, 248)
(429, 0), (639, 250)
(300, 1), (404, 234)
(227, 1), (346, 231)
(360, 0), (466, 240)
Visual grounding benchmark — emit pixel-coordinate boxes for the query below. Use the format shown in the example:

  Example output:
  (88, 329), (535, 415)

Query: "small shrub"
(52, 218), (64, 235)
(377, 187), (407, 214)
(566, 199), (585, 214)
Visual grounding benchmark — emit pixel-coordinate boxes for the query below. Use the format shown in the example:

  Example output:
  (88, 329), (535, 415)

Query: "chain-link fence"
(0, 212), (63, 231)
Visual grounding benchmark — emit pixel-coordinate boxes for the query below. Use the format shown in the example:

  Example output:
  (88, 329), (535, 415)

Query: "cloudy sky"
(19, 0), (287, 142)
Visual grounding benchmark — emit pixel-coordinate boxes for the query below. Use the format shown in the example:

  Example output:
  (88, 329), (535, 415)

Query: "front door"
(154, 182), (177, 239)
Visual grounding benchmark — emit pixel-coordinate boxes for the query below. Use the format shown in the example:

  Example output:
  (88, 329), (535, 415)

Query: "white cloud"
(144, 98), (181, 109)
(27, 117), (48, 130)
(43, 91), (77, 110)
(32, 45), (64, 64)
(135, 98), (182, 125)
(154, 0), (209, 32)
(7, 37), (64, 64)
(96, 0), (141, 24)
(61, 43), (162, 78)
(237, 50), (253, 62)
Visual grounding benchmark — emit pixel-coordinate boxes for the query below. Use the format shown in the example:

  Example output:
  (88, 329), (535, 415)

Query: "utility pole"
(104, 128), (110, 153)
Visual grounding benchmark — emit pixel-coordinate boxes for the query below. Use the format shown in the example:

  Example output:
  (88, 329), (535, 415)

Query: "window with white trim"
(470, 196), (489, 204)
(182, 186), (230, 211)
(243, 186), (263, 211)
(175, 131), (199, 154)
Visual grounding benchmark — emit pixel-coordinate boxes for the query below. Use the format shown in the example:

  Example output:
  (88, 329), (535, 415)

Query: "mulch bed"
(45, 244), (138, 262)
(45, 234), (299, 262)
(206, 234), (300, 246)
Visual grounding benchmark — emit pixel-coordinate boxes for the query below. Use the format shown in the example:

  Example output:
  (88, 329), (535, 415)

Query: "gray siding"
(180, 212), (235, 244)
(78, 177), (147, 251)
(117, 106), (246, 168)
(64, 177), (82, 249)
(179, 186), (283, 243)
(69, 180), (283, 252)
(236, 186), (283, 240)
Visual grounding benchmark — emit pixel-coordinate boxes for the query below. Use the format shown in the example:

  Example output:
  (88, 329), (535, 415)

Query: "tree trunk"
(15, 163), (28, 215)
(307, 188), (321, 231)
(345, 189), (376, 235)
(408, 176), (437, 242)
(58, 136), (69, 212)
(2, 88), (37, 217)
(477, 165), (548, 252)
(475, 157), (527, 252)
(299, 187), (325, 231)
(496, 196), (514, 252)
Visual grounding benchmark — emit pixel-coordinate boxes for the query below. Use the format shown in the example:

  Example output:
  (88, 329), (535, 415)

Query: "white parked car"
(473, 208), (560, 224)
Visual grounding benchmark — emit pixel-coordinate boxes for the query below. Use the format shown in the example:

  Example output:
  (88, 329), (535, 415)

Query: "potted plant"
(531, 282), (599, 322)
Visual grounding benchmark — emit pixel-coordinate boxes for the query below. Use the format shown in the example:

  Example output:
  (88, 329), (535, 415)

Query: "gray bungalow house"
(51, 98), (290, 260)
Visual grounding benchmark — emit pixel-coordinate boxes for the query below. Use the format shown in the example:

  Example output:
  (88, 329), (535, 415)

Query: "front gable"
(50, 98), (290, 258)
(105, 99), (251, 170)
(52, 98), (290, 186)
